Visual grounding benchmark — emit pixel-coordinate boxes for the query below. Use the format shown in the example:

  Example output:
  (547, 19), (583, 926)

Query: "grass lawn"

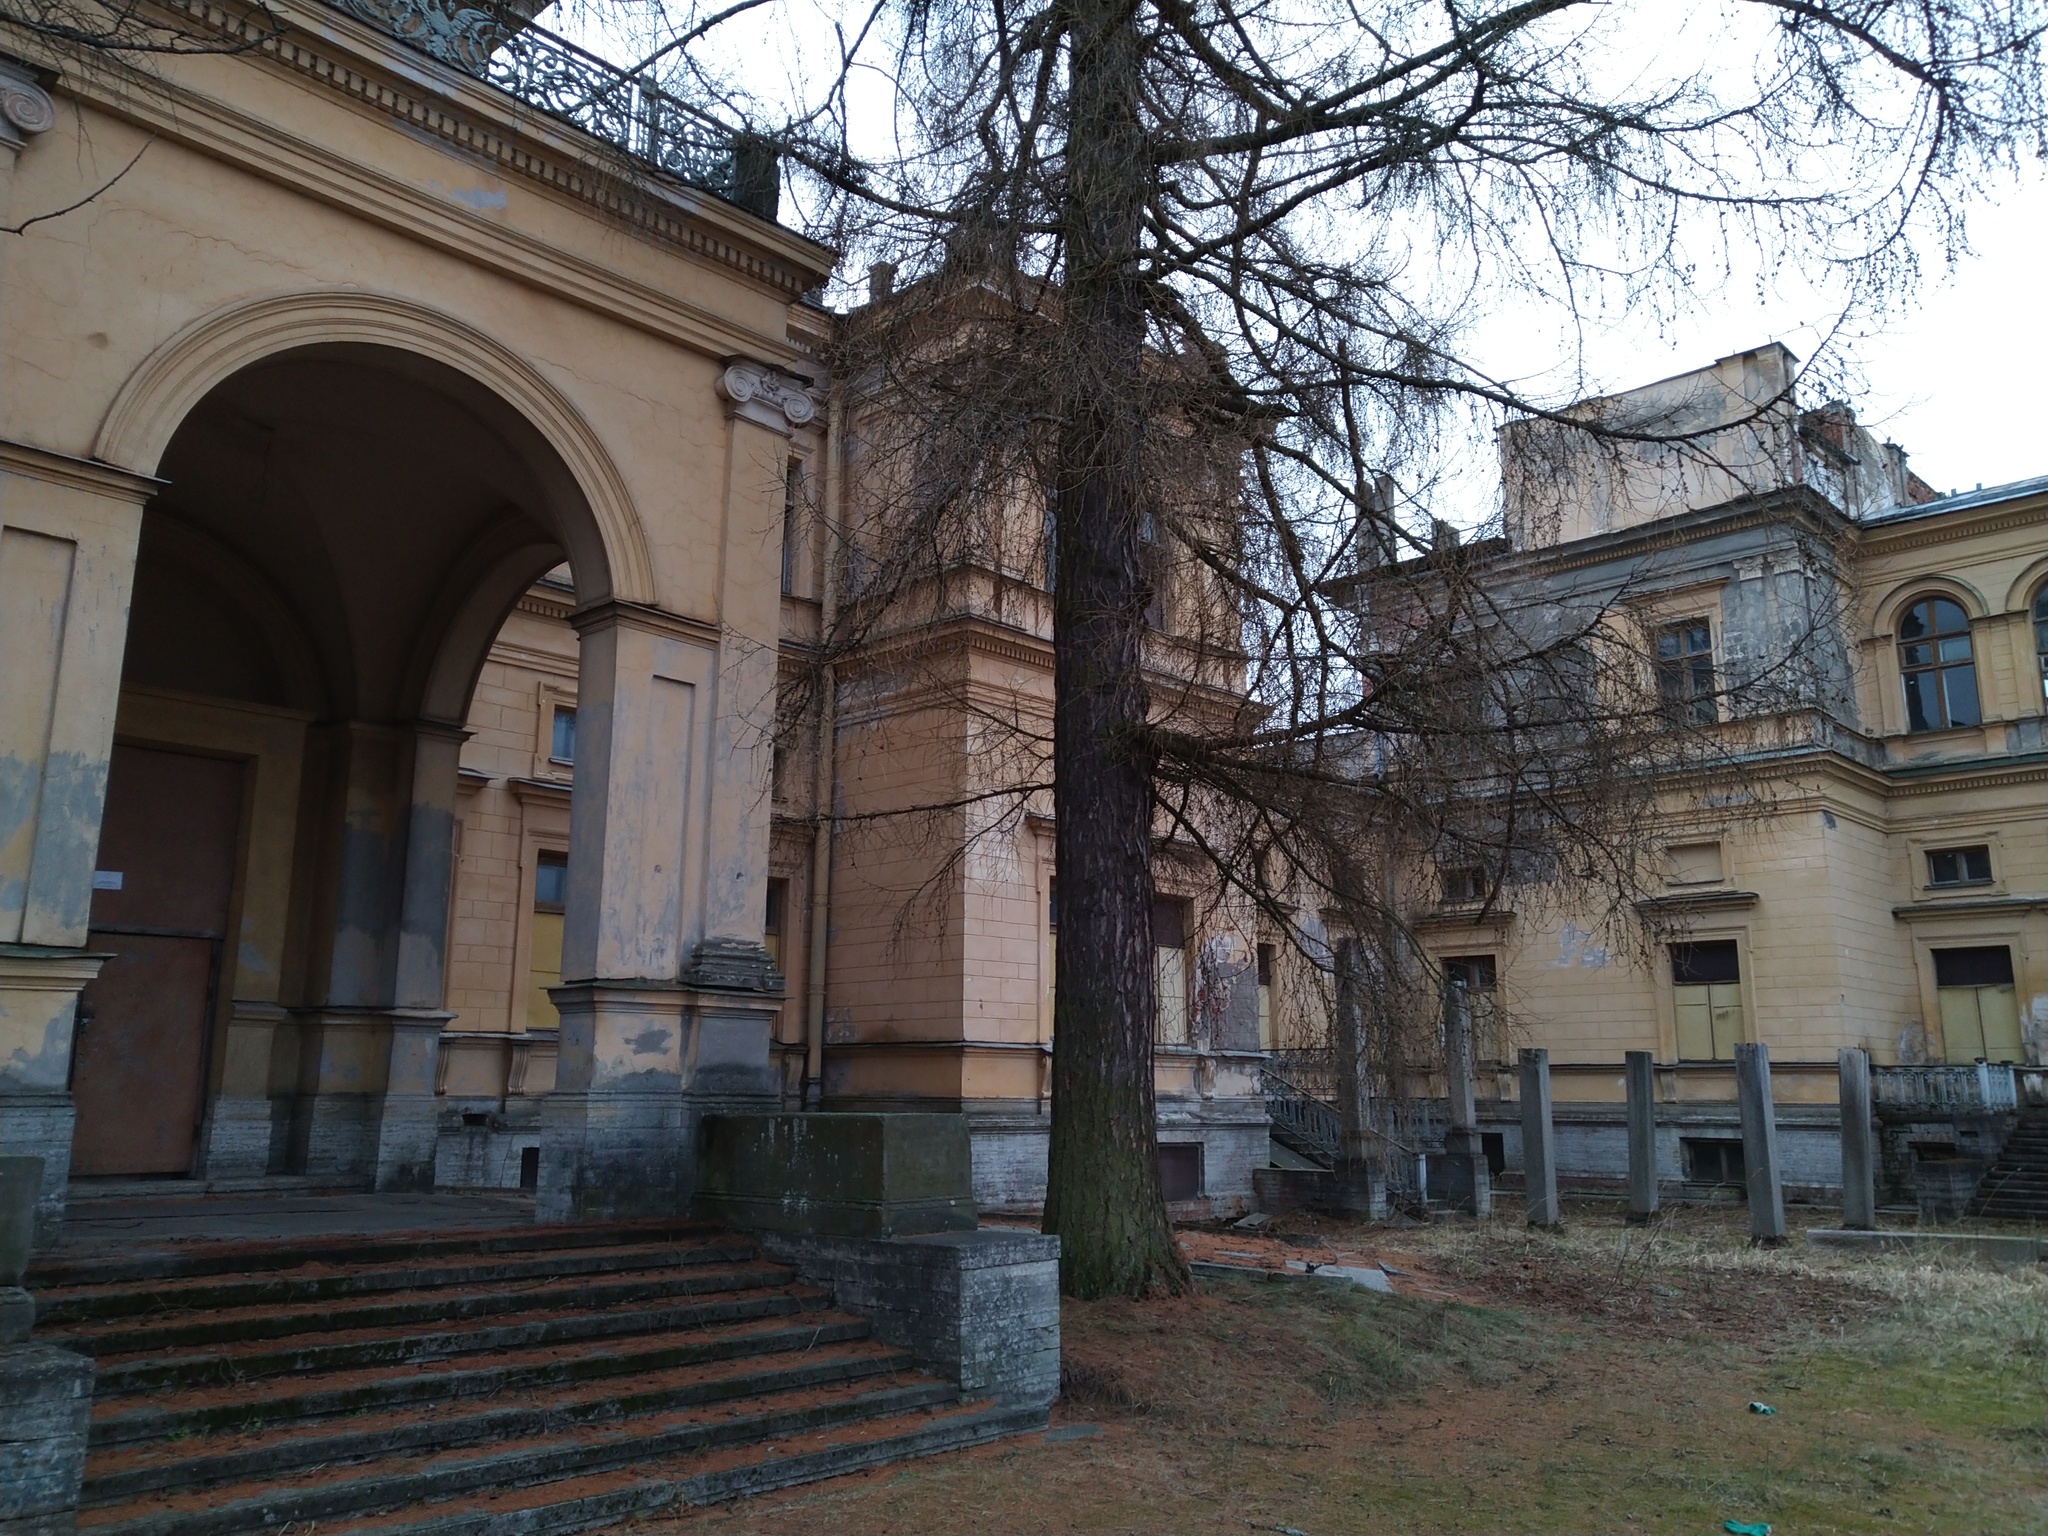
(636, 1204), (2045, 1535)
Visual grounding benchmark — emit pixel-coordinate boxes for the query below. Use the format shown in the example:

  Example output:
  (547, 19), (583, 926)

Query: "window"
(1933, 946), (2021, 1063)
(526, 851), (568, 1031)
(1443, 954), (1501, 1065)
(1656, 619), (1718, 725)
(1043, 492), (1059, 593)
(1925, 845), (1993, 888)
(1898, 596), (1980, 733)
(1139, 510), (1166, 630)
(549, 706), (576, 765)
(1683, 1138), (1745, 1187)
(1153, 897), (1189, 1045)
(1671, 940), (1743, 1061)
(1440, 864), (1486, 905)
(1256, 942), (1276, 1051)
(764, 878), (787, 971)
(2035, 585), (2048, 707)
(781, 457), (804, 596)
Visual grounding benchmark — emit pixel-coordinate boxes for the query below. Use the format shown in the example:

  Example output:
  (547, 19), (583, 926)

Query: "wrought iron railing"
(1258, 1064), (1441, 1204)
(326, 0), (778, 216)
(1872, 1062), (2020, 1115)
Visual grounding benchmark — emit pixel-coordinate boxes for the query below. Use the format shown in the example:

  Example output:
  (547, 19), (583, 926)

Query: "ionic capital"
(715, 359), (819, 436)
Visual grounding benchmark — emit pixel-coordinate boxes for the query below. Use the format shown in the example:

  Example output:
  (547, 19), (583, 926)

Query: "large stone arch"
(93, 289), (656, 607)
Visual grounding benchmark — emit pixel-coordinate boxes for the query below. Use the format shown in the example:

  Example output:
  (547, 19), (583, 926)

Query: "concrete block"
(1838, 1048), (1876, 1231)
(1625, 1051), (1658, 1223)
(699, 1113), (976, 1238)
(1735, 1042), (1787, 1243)
(1519, 1049), (1560, 1227)
(763, 1228), (1060, 1407)
(0, 1343), (93, 1532)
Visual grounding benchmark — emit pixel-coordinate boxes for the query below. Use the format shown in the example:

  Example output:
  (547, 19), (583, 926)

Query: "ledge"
(1633, 889), (1761, 915)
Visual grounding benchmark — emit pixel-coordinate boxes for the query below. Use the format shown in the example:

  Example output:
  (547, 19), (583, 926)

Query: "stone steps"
(28, 1219), (1039, 1534)
(1968, 1113), (2048, 1222)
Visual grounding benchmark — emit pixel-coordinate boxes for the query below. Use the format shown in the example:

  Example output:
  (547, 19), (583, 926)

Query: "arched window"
(2034, 584), (2048, 708)
(1897, 595), (1980, 733)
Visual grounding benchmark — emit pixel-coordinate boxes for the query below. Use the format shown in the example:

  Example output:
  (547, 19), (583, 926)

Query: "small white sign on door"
(92, 870), (124, 891)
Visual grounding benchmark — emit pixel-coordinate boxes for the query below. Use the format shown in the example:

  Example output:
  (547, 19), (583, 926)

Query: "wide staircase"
(1968, 1111), (2048, 1222)
(28, 1218), (1041, 1535)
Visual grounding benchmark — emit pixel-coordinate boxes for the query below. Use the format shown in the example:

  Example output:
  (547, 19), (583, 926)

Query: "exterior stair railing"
(1258, 1063), (1437, 1204)
(1872, 1062), (2020, 1116)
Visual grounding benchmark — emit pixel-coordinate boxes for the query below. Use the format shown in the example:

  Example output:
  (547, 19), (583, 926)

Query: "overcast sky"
(553, 3), (2046, 509)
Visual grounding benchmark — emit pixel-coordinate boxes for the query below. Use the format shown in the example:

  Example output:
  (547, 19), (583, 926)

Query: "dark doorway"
(70, 745), (244, 1177)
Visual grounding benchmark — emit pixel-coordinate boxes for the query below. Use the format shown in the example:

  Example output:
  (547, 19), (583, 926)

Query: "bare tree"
(610, 0), (2047, 1298)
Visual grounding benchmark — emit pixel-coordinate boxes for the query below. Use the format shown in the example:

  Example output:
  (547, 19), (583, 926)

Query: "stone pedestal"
(1519, 1048), (1560, 1227)
(0, 1343), (93, 1536)
(762, 1228), (1059, 1408)
(1433, 1129), (1492, 1217)
(1735, 1042), (1787, 1243)
(698, 1113), (977, 1238)
(1838, 1047), (1876, 1231)
(1625, 1050), (1659, 1224)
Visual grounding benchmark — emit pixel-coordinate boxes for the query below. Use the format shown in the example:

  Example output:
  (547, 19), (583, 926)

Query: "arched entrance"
(72, 340), (608, 1188)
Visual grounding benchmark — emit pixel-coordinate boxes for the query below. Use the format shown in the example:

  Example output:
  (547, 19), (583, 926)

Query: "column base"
(537, 983), (779, 1224)
(0, 946), (105, 1247)
(1434, 1129), (1493, 1218)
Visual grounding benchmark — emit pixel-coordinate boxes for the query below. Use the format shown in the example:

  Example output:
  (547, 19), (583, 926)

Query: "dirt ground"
(630, 1202), (2047, 1535)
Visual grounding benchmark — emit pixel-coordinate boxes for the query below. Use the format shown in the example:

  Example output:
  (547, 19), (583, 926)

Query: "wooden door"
(70, 745), (244, 1177)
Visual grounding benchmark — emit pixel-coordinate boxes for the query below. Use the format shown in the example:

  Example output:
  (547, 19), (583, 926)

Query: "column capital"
(0, 59), (54, 154)
(715, 358), (820, 436)
(568, 597), (720, 646)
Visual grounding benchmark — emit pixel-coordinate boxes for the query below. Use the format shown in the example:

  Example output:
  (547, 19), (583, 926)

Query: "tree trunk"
(1041, 0), (1187, 1299)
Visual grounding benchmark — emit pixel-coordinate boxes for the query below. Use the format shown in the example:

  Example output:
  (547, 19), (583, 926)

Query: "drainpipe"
(802, 379), (844, 1110)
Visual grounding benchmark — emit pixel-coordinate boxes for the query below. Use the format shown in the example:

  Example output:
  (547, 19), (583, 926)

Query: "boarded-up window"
(526, 851), (568, 1030)
(1666, 841), (1725, 885)
(1153, 897), (1189, 1045)
(1444, 954), (1501, 1065)
(1934, 946), (2021, 1063)
(1671, 940), (1742, 1061)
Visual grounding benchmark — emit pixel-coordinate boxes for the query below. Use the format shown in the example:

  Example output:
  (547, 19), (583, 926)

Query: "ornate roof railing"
(327, 0), (779, 219)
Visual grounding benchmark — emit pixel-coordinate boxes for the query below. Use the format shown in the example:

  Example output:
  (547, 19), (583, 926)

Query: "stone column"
(539, 602), (780, 1223)
(291, 724), (411, 1181)
(371, 721), (467, 1191)
(1838, 1046), (1876, 1231)
(1518, 1047), (1560, 1227)
(1625, 1050), (1659, 1224)
(1734, 1041), (1787, 1243)
(0, 441), (153, 1241)
(1438, 979), (1491, 1217)
(1329, 938), (1384, 1216)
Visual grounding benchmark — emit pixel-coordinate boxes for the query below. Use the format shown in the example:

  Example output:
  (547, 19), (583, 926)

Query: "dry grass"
(636, 1204), (2047, 1535)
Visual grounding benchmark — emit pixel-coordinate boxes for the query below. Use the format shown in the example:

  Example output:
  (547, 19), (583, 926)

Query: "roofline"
(1860, 473), (2048, 527)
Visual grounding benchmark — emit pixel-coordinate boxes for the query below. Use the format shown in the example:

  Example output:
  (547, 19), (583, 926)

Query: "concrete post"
(1734, 1042), (1787, 1243)
(1838, 1047), (1876, 1231)
(1437, 981), (1491, 1216)
(1518, 1048), (1559, 1227)
(1625, 1050), (1659, 1224)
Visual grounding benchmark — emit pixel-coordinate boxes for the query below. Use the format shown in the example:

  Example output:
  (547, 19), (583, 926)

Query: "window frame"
(1896, 594), (1981, 734)
(1654, 617), (1719, 726)
(1924, 844), (1993, 889)
(1668, 938), (1746, 1063)
(2033, 582), (2048, 709)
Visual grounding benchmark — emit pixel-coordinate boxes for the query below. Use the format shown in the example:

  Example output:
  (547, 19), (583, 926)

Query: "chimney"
(868, 261), (897, 302)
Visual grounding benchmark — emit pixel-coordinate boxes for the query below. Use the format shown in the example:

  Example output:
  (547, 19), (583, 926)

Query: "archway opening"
(73, 344), (600, 1185)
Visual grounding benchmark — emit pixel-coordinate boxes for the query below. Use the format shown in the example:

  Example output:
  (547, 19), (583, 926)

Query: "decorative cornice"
(716, 359), (819, 435)
(0, 437), (165, 502)
(1892, 894), (2048, 920)
(1633, 889), (1761, 915)
(0, 55), (55, 150)
(1860, 500), (2047, 557)
(569, 598), (720, 647)
(28, 0), (830, 304)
